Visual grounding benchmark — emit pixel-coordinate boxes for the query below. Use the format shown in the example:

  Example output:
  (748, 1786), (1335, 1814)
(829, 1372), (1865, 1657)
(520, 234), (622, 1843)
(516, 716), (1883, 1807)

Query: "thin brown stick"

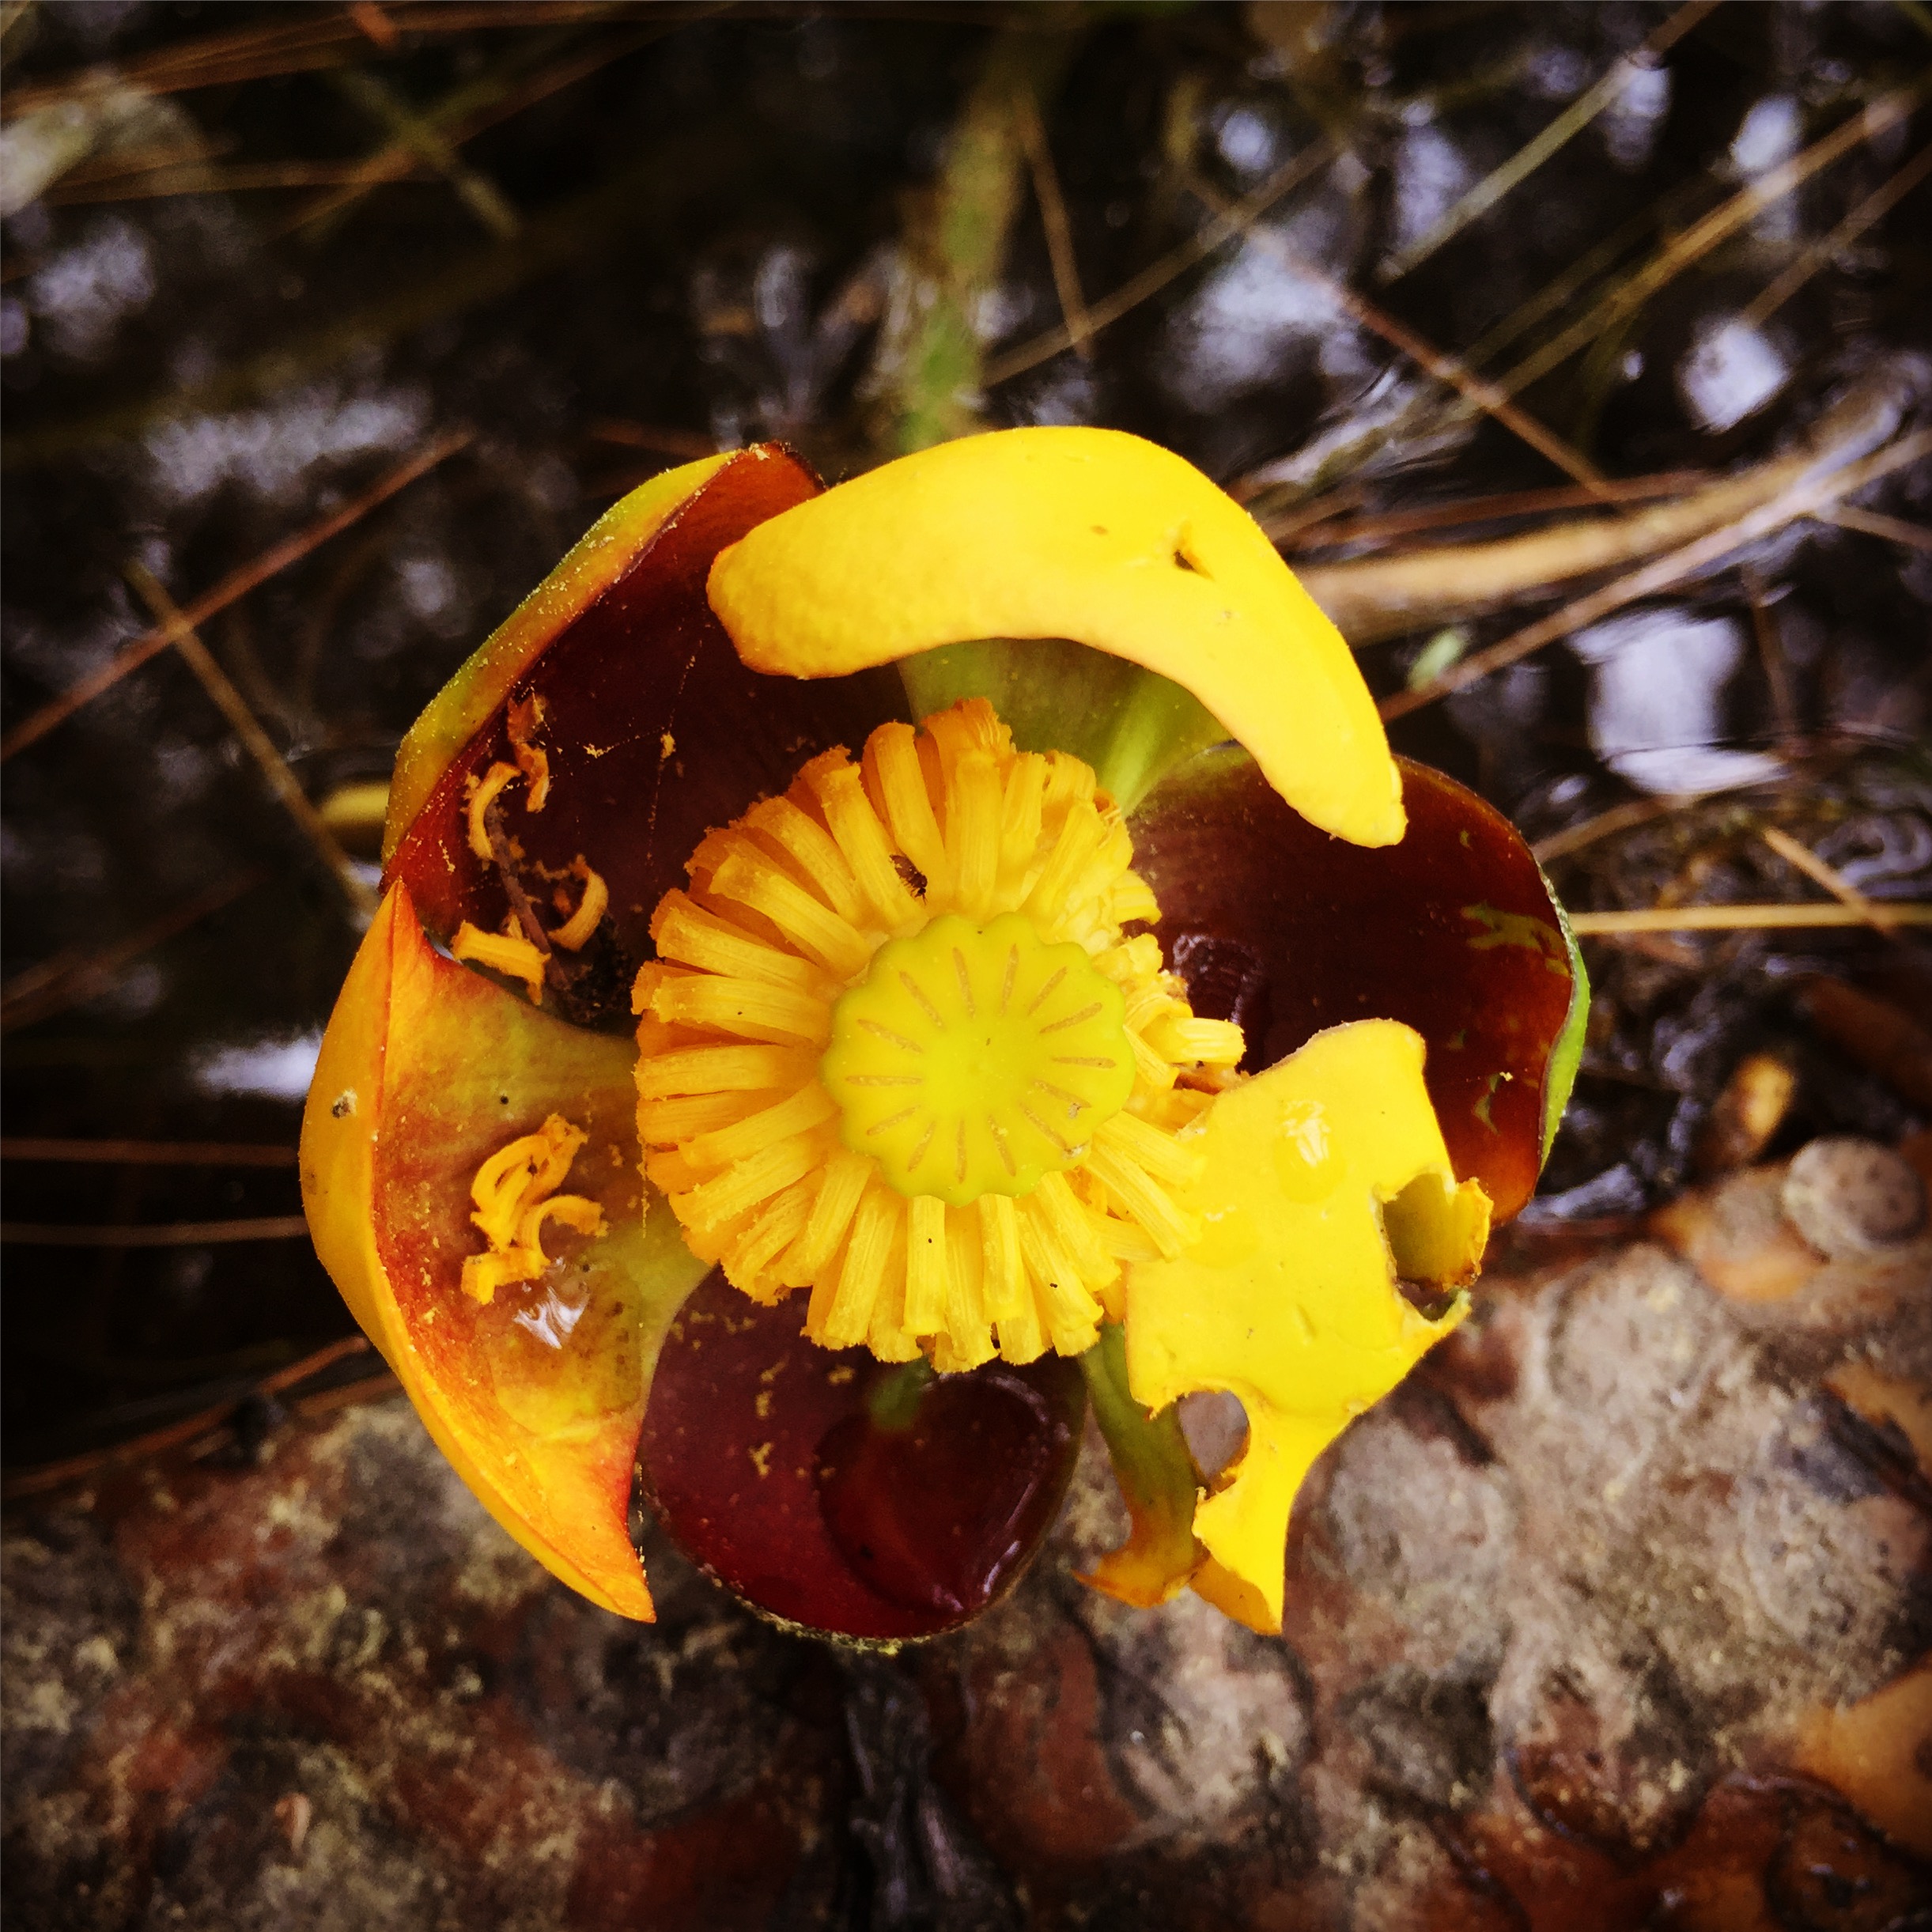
(1015, 89), (1092, 358)
(2, 1398), (239, 1499)
(0, 1334), (372, 1502)
(5, 14), (379, 110)
(0, 868), (268, 1034)
(1379, 424), (1932, 720)
(1281, 470), (1711, 553)
(2, 1138), (298, 1166)
(1824, 504), (1932, 554)
(2, 1216), (313, 1246)
(2, 429), (468, 763)
(294, 1369), (400, 1420)
(258, 1333), (372, 1397)
(586, 418), (719, 459)
(1569, 902), (1932, 936)
(1186, 169), (1614, 496)
(1761, 826), (1898, 935)
(2, 5), (634, 112)
(1461, 175), (1715, 375)
(1492, 76), (1931, 403)
(1743, 566), (1799, 742)
(47, 159), (434, 203)
(278, 18), (697, 236)
(1531, 794), (1693, 864)
(1254, 481), (1370, 544)
(1741, 140), (1932, 329)
(52, 138), (239, 185)
(126, 565), (378, 921)
(1306, 370), (1914, 645)
(982, 140), (1333, 385)
(1378, 0), (1722, 284)
(329, 67), (520, 240)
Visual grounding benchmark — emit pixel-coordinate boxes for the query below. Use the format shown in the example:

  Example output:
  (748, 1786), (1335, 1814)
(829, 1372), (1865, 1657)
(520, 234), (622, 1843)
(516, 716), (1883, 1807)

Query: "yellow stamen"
(632, 701), (1246, 1364)
(550, 859), (608, 951)
(507, 694), (551, 811)
(452, 920), (546, 1004)
(459, 1113), (606, 1304)
(466, 760), (521, 860)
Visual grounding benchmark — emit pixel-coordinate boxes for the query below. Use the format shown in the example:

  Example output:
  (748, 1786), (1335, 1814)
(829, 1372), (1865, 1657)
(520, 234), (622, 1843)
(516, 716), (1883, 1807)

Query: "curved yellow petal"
(706, 427), (1403, 847)
(384, 453), (732, 862)
(301, 883), (709, 1620)
(1122, 1020), (1489, 1633)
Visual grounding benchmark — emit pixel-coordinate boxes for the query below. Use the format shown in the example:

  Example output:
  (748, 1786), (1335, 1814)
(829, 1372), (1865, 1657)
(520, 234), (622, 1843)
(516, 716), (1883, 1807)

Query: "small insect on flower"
(301, 429), (1586, 1638)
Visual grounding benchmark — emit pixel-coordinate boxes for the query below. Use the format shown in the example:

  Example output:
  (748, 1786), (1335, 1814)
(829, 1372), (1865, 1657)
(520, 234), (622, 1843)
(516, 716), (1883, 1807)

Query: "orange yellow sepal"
(300, 882), (709, 1620)
(1123, 1020), (1490, 1633)
(706, 427), (1403, 849)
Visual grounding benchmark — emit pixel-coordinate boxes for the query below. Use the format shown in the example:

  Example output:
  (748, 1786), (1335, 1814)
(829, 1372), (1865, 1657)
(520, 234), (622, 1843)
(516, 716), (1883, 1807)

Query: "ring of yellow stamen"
(633, 699), (1246, 1371)
(460, 1113), (607, 1304)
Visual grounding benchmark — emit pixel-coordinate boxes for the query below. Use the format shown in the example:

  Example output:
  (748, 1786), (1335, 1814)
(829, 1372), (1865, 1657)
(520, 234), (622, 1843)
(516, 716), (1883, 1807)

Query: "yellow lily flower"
(302, 429), (1585, 1638)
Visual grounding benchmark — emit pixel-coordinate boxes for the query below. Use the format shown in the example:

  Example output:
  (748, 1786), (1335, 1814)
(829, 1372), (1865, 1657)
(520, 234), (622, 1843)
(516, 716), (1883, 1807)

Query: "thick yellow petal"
(384, 454), (731, 862)
(706, 428), (1403, 847)
(301, 883), (709, 1620)
(1123, 1021), (1488, 1632)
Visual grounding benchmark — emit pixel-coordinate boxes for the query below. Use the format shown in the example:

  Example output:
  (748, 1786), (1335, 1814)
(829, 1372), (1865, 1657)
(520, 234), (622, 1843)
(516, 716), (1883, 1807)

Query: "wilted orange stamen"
(451, 920), (547, 1004)
(507, 693), (551, 811)
(550, 859), (608, 951)
(466, 760), (520, 860)
(459, 1112), (607, 1305)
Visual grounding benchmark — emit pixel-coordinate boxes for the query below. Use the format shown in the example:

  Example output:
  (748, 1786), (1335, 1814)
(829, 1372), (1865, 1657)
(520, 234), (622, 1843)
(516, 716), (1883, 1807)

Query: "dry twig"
(1, 430), (469, 760)
(126, 565), (378, 921)
(1187, 168), (1613, 495)
(1741, 140), (1932, 328)
(1282, 470), (1709, 553)
(2, 1138), (298, 1166)
(1824, 505), (1932, 554)
(982, 141), (1333, 385)
(0, 869), (268, 1034)
(1378, 0), (1722, 285)
(1569, 902), (1932, 936)
(1531, 794), (1696, 865)
(1492, 75), (1931, 403)
(1761, 826), (1900, 935)
(1308, 369), (1919, 648)
(1, 1336), (375, 1502)
(1378, 419), (1932, 720)
(2, 1216), (313, 1246)
(1015, 89), (1092, 358)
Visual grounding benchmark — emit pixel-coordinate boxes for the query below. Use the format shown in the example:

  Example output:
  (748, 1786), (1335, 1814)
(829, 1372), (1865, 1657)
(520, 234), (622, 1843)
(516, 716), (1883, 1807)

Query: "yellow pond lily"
(303, 428), (1585, 1639)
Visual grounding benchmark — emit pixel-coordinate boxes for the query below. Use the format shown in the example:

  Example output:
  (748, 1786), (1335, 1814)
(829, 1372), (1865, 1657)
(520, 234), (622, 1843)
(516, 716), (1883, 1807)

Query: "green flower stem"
(899, 637), (1227, 815)
(867, 1356), (936, 1434)
(1076, 1321), (1204, 1607)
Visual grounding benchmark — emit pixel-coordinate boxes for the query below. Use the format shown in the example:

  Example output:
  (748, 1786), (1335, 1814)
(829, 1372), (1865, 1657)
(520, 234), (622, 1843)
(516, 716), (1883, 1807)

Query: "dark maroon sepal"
(637, 1274), (1086, 1642)
(1129, 751), (1575, 1222)
(386, 449), (901, 1020)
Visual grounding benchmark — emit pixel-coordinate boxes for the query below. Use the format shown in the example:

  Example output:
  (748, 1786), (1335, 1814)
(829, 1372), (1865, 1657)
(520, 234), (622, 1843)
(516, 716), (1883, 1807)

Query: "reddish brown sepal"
(1129, 751), (1575, 1221)
(637, 1276), (1086, 1642)
(385, 448), (899, 1012)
